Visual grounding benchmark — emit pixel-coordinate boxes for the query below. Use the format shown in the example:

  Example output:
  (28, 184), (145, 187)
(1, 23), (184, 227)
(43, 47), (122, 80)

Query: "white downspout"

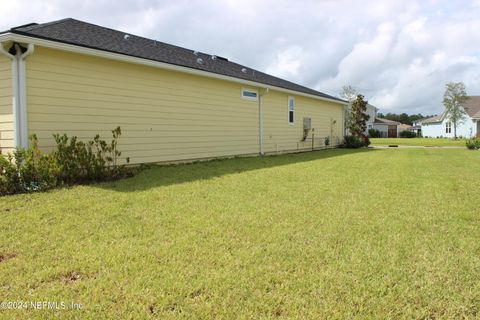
(0, 43), (20, 148)
(0, 42), (34, 149)
(16, 43), (34, 148)
(258, 88), (269, 155)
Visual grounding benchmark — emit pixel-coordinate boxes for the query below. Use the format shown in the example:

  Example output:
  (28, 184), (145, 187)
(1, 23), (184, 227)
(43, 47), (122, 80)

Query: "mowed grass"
(1, 148), (480, 319)
(371, 137), (467, 147)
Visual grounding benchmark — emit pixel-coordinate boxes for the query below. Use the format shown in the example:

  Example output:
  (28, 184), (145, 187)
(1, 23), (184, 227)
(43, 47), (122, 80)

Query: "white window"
(288, 96), (295, 124)
(241, 88), (258, 101)
(446, 122), (452, 134)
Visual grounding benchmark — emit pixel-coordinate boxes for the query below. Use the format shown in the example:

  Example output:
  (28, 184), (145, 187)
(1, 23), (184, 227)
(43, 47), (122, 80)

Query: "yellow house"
(0, 19), (346, 164)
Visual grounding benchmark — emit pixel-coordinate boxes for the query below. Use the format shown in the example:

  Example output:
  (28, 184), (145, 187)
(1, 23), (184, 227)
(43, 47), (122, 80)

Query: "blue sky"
(1, 0), (480, 115)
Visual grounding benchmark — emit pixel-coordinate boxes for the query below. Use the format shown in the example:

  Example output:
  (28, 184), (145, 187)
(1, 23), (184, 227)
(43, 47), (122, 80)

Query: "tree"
(377, 112), (433, 125)
(340, 85), (357, 103)
(348, 94), (370, 136)
(340, 85), (358, 135)
(443, 82), (468, 139)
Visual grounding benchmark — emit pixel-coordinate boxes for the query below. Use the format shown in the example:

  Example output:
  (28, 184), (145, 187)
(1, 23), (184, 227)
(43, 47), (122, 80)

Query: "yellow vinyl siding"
(0, 55), (13, 154)
(27, 47), (260, 164)
(263, 91), (343, 153)
(26, 46), (344, 163)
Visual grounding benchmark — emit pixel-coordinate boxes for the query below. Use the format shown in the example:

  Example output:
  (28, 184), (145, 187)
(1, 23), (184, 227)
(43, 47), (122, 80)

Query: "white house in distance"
(345, 103), (378, 135)
(365, 104), (378, 132)
(372, 117), (400, 137)
(410, 117), (430, 136)
(345, 102), (400, 137)
(422, 96), (480, 138)
(365, 104), (400, 137)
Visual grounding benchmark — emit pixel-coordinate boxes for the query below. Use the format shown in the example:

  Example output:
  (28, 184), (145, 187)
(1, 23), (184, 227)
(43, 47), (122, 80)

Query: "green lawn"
(1, 149), (480, 319)
(371, 137), (467, 147)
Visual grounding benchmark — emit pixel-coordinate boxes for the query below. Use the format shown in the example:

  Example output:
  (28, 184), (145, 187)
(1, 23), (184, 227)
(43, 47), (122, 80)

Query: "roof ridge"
(11, 18), (74, 32)
(66, 18), (205, 56)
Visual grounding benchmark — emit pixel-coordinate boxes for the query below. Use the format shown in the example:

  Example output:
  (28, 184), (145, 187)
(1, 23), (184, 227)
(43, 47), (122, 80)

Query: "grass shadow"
(98, 148), (378, 193)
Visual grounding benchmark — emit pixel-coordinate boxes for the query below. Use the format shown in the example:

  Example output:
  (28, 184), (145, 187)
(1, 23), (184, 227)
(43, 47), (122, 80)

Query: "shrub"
(466, 138), (480, 150)
(399, 131), (416, 138)
(362, 135), (371, 147)
(343, 135), (369, 148)
(324, 136), (330, 146)
(0, 136), (60, 195)
(0, 127), (133, 196)
(368, 129), (381, 138)
(52, 127), (130, 183)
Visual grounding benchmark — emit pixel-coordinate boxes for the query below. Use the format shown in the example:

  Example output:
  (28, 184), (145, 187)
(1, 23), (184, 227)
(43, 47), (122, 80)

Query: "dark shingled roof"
(422, 114), (443, 124)
(373, 117), (401, 125)
(5, 18), (345, 103)
(463, 96), (480, 118)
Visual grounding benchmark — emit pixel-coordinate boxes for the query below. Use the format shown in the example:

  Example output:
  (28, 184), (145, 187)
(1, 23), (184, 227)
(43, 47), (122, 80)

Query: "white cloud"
(1, 0), (480, 115)
(266, 46), (303, 78)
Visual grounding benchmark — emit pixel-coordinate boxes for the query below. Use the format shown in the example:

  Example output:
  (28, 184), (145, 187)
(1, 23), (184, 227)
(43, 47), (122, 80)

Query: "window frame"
(446, 121), (452, 134)
(288, 96), (295, 125)
(241, 88), (258, 101)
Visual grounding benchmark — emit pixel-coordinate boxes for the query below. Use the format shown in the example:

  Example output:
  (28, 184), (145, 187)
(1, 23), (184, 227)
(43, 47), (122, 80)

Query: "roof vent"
(241, 68), (248, 73)
(211, 55), (217, 60)
(193, 51), (199, 56)
(197, 58), (204, 65)
(124, 34), (130, 40)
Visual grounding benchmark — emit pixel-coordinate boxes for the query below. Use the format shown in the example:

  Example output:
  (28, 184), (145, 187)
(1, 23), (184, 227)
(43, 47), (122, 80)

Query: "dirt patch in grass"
(0, 252), (17, 263)
(148, 304), (156, 314)
(188, 288), (208, 299)
(61, 271), (82, 284)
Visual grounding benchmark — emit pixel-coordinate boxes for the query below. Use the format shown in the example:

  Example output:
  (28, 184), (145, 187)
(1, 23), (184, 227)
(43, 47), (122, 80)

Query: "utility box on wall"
(303, 117), (312, 130)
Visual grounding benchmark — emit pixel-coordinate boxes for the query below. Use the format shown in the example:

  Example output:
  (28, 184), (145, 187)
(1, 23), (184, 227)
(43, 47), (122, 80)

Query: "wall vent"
(303, 117), (312, 130)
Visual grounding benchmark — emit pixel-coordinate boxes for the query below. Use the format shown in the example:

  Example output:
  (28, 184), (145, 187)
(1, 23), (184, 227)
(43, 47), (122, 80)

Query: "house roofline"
(0, 32), (347, 106)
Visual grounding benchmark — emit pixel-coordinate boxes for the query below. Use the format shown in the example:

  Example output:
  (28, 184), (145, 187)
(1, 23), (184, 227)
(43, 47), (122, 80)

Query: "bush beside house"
(399, 131), (417, 138)
(0, 127), (133, 195)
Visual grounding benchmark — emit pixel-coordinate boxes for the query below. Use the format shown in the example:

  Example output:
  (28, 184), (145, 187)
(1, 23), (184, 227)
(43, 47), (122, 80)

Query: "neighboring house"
(364, 104), (401, 137)
(421, 96), (480, 138)
(344, 102), (400, 137)
(398, 123), (412, 134)
(0, 19), (346, 164)
(410, 118), (428, 136)
(372, 117), (400, 138)
(344, 103), (378, 136)
(365, 104), (378, 133)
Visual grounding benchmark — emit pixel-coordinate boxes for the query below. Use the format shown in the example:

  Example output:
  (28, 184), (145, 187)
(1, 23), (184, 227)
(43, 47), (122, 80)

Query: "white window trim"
(241, 88), (258, 101)
(288, 96), (295, 125)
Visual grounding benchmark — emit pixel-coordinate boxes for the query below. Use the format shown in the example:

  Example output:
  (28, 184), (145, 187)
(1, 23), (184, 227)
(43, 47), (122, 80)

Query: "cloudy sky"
(1, 0), (480, 115)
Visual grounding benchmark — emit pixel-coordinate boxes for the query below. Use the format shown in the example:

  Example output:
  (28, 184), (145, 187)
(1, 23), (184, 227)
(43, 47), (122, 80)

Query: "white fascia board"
(18, 44), (34, 148)
(0, 33), (346, 106)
